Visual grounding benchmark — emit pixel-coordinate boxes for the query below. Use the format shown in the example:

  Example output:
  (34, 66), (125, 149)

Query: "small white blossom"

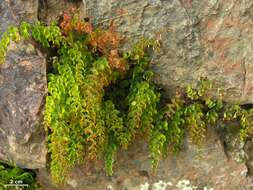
(140, 182), (150, 190)
(176, 179), (197, 190)
(203, 187), (214, 190)
(153, 180), (172, 190)
(107, 184), (113, 190)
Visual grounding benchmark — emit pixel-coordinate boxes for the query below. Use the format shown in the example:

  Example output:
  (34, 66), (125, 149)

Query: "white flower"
(107, 184), (113, 190)
(176, 179), (197, 190)
(203, 187), (214, 190)
(140, 182), (150, 190)
(153, 180), (172, 190)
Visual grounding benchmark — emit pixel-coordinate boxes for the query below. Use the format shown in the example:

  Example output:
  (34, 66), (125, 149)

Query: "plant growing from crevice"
(0, 8), (252, 186)
(0, 9), (162, 184)
(148, 77), (253, 170)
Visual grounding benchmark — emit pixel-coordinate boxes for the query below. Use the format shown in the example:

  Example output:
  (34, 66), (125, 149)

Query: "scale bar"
(4, 184), (29, 187)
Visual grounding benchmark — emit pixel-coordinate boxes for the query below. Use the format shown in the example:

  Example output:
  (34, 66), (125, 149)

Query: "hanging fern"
(1, 9), (252, 186)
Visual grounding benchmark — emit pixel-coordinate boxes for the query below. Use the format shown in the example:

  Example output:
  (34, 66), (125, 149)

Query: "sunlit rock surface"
(85, 0), (253, 104)
(0, 0), (47, 169)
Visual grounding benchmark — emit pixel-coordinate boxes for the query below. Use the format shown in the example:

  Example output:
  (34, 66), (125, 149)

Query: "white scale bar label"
(4, 184), (29, 187)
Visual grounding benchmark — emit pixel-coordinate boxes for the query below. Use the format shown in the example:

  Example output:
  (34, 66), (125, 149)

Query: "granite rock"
(84, 0), (253, 104)
(0, 0), (47, 169)
(37, 128), (253, 189)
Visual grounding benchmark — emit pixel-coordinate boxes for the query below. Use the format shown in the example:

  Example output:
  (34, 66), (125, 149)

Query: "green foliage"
(38, 18), (161, 183)
(1, 16), (252, 187)
(100, 101), (124, 176)
(164, 96), (185, 152)
(46, 61), (85, 183)
(148, 78), (252, 169)
(183, 78), (224, 145)
(31, 22), (63, 48)
(223, 104), (253, 141)
(149, 121), (167, 170)
(184, 103), (206, 145)
(126, 67), (160, 142)
(0, 163), (41, 190)
(0, 26), (20, 64)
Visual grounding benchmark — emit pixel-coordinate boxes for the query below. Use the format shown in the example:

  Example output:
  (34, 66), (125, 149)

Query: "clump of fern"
(125, 45), (160, 143)
(1, 8), (253, 186)
(148, 77), (253, 170)
(0, 10), (153, 184)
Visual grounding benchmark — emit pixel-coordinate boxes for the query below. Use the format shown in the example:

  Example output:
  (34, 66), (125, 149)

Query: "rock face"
(245, 139), (253, 176)
(0, 0), (47, 169)
(37, 128), (253, 190)
(84, 0), (253, 104)
(1, 0), (253, 188)
(0, 0), (38, 34)
(38, 0), (85, 24)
